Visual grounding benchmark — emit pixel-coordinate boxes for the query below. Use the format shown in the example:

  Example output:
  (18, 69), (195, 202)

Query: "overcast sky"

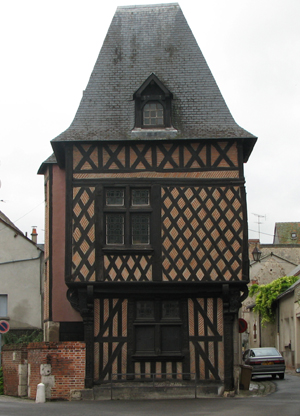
(1, 0), (299, 244)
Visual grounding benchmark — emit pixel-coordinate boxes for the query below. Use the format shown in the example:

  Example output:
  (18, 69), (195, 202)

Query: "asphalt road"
(1, 373), (300, 416)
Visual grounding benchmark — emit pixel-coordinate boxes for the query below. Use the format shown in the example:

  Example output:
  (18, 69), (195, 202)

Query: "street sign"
(238, 318), (247, 333)
(0, 320), (10, 334)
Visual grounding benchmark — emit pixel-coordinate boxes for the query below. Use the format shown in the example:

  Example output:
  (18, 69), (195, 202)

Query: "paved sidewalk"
(238, 367), (300, 398)
(238, 379), (275, 397)
(4, 369), (299, 403)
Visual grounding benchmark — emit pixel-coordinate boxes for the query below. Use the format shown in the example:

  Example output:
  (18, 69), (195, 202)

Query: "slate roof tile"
(50, 3), (256, 165)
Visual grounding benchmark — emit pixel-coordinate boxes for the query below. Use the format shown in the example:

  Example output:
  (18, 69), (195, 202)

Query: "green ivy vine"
(249, 275), (299, 324)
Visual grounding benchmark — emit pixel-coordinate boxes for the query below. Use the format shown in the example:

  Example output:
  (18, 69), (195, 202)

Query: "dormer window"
(134, 73), (173, 128)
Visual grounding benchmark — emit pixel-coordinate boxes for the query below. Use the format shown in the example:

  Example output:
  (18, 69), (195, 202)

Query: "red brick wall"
(2, 344), (28, 396)
(1, 344), (27, 396)
(2, 342), (85, 400)
(27, 342), (86, 400)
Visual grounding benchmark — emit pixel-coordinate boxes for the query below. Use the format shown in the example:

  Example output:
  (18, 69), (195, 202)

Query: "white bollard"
(35, 382), (46, 403)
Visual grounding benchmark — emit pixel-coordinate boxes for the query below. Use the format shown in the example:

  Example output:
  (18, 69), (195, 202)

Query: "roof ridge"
(117, 3), (179, 10)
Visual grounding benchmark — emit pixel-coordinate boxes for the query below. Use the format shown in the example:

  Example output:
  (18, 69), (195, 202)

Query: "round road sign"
(238, 318), (247, 333)
(0, 320), (10, 334)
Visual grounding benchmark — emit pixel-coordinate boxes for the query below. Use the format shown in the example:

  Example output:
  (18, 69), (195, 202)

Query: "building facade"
(0, 211), (43, 336)
(277, 268), (300, 369)
(39, 4), (256, 392)
(242, 235), (300, 351)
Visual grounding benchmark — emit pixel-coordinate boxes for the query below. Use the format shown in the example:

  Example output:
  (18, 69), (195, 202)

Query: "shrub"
(3, 330), (43, 345)
(249, 275), (299, 324)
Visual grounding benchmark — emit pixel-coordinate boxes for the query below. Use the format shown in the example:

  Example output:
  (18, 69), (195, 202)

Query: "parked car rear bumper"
(251, 364), (286, 376)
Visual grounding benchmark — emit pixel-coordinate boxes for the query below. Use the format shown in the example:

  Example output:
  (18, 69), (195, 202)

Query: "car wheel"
(279, 373), (284, 380)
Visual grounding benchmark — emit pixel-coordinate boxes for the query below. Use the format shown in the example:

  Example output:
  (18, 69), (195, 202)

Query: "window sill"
(132, 353), (184, 361)
(129, 128), (178, 140)
(132, 127), (177, 132)
(102, 246), (154, 254)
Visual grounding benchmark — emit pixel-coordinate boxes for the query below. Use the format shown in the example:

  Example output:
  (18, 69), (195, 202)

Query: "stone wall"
(2, 344), (28, 396)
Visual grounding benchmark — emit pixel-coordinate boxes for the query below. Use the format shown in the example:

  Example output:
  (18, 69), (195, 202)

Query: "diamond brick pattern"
(71, 187), (96, 282)
(103, 255), (152, 281)
(162, 186), (244, 282)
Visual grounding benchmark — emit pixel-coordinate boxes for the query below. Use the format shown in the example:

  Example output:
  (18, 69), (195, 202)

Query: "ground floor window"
(133, 300), (183, 358)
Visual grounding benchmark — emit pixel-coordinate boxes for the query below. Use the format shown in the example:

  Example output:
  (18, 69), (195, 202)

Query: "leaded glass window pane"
(106, 214), (124, 244)
(136, 301), (154, 319)
(132, 189), (149, 206)
(143, 102), (164, 126)
(162, 301), (180, 319)
(132, 214), (150, 244)
(106, 189), (124, 206)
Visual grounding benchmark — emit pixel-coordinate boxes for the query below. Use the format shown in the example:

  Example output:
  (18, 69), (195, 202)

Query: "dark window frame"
(103, 185), (153, 250)
(133, 299), (184, 360)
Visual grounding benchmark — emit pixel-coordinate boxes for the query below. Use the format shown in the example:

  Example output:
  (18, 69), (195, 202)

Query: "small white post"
(35, 383), (46, 403)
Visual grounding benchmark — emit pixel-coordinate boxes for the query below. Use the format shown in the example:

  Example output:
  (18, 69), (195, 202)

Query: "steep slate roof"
(273, 222), (300, 244)
(51, 3), (256, 166)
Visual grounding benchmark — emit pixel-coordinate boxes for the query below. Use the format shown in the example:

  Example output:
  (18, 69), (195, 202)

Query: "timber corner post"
(78, 285), (94, 388)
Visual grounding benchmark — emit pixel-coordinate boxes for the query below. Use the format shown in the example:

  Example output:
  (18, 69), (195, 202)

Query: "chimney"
(31, 226), (38, 244)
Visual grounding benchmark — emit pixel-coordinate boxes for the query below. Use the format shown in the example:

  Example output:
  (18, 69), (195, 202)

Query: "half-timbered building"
(39, 3), (257, 393)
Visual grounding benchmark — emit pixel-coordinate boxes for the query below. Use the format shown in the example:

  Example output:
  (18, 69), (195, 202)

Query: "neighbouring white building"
(0, 211), (43, 337)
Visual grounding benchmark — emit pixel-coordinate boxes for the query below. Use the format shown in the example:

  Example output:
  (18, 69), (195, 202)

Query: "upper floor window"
(104, 187), (151, 247)
(134, 73), (173, 129)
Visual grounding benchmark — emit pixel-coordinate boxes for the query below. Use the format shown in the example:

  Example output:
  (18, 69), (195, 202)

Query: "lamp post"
(252, 246), (262, 262)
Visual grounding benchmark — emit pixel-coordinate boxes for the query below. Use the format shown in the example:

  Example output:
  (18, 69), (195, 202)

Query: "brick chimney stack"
(31, 226), (38, 244)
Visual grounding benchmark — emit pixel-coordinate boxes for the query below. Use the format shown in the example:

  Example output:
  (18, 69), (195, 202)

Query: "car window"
(252, 348), (280, 357)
